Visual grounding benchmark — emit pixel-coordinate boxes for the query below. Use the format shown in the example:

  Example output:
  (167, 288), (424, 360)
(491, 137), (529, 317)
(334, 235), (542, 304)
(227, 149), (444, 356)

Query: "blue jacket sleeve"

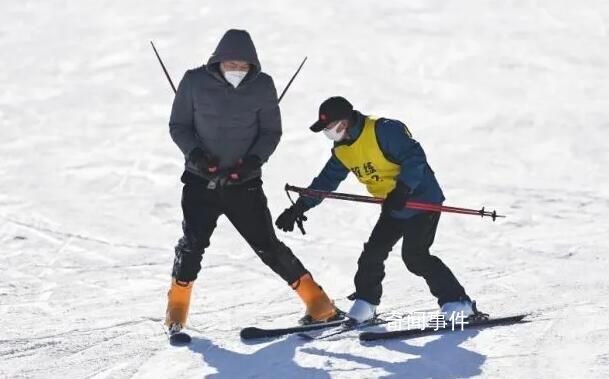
(376, 119), (428, 192)
(299, 154), (350, 209)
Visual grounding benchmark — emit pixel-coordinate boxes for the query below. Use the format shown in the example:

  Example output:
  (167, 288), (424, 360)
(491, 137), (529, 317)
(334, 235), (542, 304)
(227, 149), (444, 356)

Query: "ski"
(164, 323), (192, 345)
(240, 308), (435, 340)
(298, 317), (389, 341)
(240, 318), (346, 340)
(359, 313), (528, 342)
(169, 331), (192, 345)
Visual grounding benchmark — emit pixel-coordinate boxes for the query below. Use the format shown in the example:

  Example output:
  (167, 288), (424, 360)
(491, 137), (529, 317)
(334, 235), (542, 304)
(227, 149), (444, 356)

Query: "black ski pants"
(172, 172), (308, 285)
(354, 211), (468, 306)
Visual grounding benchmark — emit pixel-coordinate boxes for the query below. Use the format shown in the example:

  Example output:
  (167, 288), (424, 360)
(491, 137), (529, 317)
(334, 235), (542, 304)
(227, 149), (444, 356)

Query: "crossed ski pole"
(285, 184), (505, 221)
(150, 41), (306, 101)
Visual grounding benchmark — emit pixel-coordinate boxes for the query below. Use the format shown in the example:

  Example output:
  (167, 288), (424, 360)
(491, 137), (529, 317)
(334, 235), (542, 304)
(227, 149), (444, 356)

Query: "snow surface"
(1, 1), (609, 378)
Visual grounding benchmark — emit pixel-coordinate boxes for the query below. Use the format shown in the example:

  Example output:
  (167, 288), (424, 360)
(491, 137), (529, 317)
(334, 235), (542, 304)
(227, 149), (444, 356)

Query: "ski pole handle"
(295, 215), (307, 235)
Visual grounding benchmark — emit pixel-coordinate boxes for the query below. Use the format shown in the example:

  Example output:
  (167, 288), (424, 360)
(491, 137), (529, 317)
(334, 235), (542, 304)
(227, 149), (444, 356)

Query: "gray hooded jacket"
(169, 29), (281, 182)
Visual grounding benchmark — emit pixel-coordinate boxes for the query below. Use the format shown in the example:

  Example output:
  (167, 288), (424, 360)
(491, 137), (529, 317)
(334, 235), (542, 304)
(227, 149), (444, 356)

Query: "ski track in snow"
(1, 1), (609, 378)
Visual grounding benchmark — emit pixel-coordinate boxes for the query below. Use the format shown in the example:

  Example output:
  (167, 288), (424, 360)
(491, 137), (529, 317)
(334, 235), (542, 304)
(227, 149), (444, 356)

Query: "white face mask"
(224, 70), (247, 87)
(323, 121), (346, 142)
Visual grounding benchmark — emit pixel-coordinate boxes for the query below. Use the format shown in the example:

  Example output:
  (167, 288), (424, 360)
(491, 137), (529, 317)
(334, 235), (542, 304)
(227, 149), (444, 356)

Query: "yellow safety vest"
(333, 117), (401, 198)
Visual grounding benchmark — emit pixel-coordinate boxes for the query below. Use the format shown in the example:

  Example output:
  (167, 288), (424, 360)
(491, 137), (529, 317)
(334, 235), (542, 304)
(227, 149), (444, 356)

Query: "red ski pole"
(285, 184), (505, 221)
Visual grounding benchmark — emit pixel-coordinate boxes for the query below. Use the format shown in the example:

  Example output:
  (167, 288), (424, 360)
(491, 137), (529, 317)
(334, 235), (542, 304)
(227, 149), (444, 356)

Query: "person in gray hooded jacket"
(164, 29), (340, 336)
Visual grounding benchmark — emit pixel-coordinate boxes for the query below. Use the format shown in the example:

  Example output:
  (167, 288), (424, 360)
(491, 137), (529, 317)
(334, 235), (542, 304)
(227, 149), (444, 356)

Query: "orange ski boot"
(165, 278), (193, 333)
(292, 273), (342, 325)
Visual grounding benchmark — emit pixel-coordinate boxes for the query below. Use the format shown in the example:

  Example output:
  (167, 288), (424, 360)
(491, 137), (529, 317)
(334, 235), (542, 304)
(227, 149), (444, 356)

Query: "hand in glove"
(382, 181), (411, 215)
(275, 199), (309, 234)
(189, 148), (219, 174)
(228, 155), (262, 182)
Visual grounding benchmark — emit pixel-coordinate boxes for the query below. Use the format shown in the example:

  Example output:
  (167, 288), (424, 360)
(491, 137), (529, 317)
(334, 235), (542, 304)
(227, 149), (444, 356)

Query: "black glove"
(189, 148), (219, 174)
(228, 155), (262, 182)
(382, 181), (411, 214)
(275, 199), (309, 234)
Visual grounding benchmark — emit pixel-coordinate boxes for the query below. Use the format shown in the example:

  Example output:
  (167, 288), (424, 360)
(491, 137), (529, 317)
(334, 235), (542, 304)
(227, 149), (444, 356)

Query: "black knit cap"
(310, 96), (353, 132)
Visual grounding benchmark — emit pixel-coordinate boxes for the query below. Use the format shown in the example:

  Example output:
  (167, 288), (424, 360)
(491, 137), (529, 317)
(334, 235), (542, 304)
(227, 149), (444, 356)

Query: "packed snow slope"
(1, 1), (609, 378)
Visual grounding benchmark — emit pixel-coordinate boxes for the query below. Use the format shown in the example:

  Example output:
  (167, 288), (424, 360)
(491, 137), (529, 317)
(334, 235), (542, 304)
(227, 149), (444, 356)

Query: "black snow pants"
(354, 211), (469, 306)
(172, 171), (308, 285)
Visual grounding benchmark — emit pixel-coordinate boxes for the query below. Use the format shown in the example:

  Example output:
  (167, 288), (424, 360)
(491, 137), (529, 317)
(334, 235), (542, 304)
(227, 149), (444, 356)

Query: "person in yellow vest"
(276, 96), (477, 323)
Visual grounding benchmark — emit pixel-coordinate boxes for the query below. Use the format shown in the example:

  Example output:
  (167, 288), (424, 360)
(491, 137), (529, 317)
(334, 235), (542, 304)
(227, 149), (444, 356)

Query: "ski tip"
(359, 333), (375, 342)
(297, 332), (315, 341)
(240, 327), (262, 340)
(169, 332), (192, 345)
(513, 314), (528, 322)
(490, 313), (528, 323)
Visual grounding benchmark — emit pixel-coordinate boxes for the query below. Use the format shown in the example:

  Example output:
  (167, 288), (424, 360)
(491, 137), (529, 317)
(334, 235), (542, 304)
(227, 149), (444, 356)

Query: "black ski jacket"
(169, 29), (281, 183)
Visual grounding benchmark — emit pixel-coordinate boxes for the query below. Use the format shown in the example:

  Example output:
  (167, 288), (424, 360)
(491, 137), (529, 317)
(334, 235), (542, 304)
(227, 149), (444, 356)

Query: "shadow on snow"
(188, 335), (331, 378)
(187, 329), (485, 378)
(302, 329), (485, 378)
